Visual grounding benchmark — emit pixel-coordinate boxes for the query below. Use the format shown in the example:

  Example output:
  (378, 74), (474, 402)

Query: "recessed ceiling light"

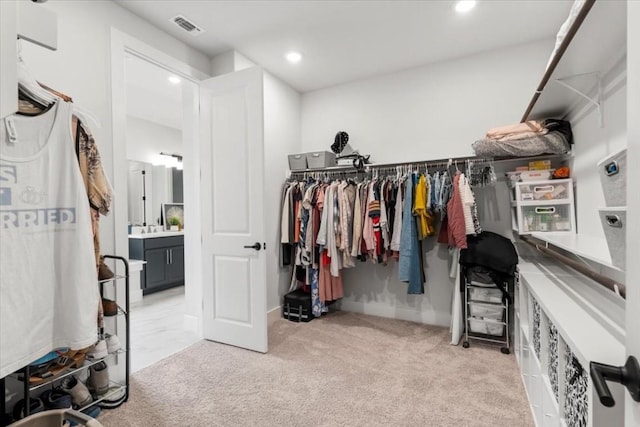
(285, 51), (303, 64)
(455, 0), (476, 13)
(168, 76), (181, 84)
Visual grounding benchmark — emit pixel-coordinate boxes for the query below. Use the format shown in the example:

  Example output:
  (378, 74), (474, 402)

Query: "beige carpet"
(99, 312), (533, 427)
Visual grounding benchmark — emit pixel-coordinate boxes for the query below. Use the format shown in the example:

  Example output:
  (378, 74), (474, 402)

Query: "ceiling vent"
(170, 14), (205, 36)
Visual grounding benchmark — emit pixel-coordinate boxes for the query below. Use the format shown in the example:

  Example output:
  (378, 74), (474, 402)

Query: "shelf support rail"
(553, 72), (604, 127)
(520, 235), (625, 299)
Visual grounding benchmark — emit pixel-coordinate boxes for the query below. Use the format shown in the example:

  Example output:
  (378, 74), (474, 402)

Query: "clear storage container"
(469, 318), (505, 336)
(520, 204), (573, 233)
(514, 179), (571, 202)
(469, 302), (503, 319)
(468, 287), (503, 304)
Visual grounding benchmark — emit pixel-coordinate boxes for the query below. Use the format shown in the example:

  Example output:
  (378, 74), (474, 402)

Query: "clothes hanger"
(16, 40), (102, 129)
(16, 43), (56, 109)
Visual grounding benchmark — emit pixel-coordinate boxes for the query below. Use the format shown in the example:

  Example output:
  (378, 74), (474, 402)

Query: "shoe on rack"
(61, 376), (93, 408)
(12, 397), (45, 420)
(98, 256), (114, 280)
(40, 388), (72, 409)
(86, 340), (108, 360)
(101, 298), (118, 316)
(88, 361), (110, 396)
(105, 334), (121, 353)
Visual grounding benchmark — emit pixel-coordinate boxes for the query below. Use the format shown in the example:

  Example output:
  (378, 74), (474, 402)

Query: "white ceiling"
(114, 0), (572, 93)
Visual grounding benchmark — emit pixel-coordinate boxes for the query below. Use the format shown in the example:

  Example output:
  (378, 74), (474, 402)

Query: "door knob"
(590, 356), (640, 407)
(243, 242), (262, 251)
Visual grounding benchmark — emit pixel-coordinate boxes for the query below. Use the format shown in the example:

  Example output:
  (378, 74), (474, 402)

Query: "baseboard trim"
(183, 314), (202, 337)
(267, 306), (281, 327)
(339, 300), (451, 327)
(129, 288), (143, 305)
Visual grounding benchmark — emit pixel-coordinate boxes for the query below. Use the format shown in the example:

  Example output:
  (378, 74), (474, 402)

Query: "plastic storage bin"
(469, 318), (505, 336)
(520, 204), (572, 233)
(469, 302), (503, 319)
(306, 151), (336, 168)
(598, 148), (626, 206)
(506, 170), (555, 188)
(514, 179), (571, 202)
(468, 286), (503, 304)
(288, 153), (308, 170)
(599, 207), (626, 269)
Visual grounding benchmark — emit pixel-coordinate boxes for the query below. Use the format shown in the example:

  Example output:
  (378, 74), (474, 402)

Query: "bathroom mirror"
(128, 160), (183, 227)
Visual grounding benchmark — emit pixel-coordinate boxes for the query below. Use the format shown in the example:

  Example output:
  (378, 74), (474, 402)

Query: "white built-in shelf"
(529, 232), (621, 271)
(523, 0), (626, 121)
(519, 260), (625, 368)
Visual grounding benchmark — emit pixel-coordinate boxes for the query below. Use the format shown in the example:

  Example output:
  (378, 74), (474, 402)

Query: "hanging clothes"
(459, 173), (481, 236)
(283, 161), (485, 301)
(446, 172), (468, 249)
(413, 174), (436, 239)
(398, 174), (424, 294)
(0, 101), (99, 378)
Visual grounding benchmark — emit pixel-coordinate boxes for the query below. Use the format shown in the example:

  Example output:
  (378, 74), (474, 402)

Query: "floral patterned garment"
(310, 268), (327, 317)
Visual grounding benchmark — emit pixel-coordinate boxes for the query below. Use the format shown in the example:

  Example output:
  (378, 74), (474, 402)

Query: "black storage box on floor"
(282, 289), (313, 322)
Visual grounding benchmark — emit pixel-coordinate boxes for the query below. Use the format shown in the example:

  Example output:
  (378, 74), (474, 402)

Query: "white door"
(626, 2), (640, 424)
(199, 67), (267, 353)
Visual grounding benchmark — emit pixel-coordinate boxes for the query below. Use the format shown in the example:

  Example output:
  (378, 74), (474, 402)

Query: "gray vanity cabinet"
(129, 235), (184, 294)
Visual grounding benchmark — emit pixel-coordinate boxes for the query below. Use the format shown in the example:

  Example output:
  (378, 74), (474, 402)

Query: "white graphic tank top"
(0, 101), (99, 377)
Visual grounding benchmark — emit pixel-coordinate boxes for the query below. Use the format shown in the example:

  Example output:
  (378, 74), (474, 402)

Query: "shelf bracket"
(554, 72), (603, 127)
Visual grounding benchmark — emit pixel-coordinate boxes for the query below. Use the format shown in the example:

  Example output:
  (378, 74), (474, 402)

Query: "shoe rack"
(0, 255), (130, 424)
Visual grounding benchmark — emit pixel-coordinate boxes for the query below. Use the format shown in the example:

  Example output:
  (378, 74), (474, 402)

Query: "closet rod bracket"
(553, 72), (603, 128)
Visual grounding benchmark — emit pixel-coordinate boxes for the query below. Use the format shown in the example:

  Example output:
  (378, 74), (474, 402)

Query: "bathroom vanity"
(128, 231), (184, 295)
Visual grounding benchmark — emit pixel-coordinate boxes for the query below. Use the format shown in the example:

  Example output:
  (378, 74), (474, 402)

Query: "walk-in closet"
(1, 1), (638, 426)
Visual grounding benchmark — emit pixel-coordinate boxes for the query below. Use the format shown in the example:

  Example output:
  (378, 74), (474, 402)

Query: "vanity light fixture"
(168, 75), (181, 84)
(285, 51), (303, 64)
(455, 0), (476, 13)
(159, 152), (183, 169)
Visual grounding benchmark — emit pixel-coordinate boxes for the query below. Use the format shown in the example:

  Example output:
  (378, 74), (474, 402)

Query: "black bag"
(282, 289), (313, 322)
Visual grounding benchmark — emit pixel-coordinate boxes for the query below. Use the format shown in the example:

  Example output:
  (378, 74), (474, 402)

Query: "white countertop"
(128, 231), (184, 239)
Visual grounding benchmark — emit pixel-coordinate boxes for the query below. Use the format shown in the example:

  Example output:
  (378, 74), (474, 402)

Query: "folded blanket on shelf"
(472, 119), (572, 157)
(486, 120), (547, 141)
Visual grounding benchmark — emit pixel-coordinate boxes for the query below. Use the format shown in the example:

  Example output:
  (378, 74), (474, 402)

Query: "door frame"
(626, 1), (639, 424)
(110, 28), (209, 335)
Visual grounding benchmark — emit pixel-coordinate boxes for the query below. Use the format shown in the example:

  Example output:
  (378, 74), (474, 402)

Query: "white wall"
(18, 0), (210, 258)
(126, 116), (183, 164)
(300, 39), (553, 326)
(302, 39), (554, 162)
(263, 73), (301, 311)
(566, 58), (627, 241)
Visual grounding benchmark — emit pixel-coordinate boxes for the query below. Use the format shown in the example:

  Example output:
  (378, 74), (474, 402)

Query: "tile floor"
(129, 286), (200, 373)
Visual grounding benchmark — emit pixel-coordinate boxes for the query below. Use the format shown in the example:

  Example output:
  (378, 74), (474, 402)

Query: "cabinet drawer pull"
(533, 185), (553, 194)
(535, 207), (556, 214)
(606, 215), (622, 228)
(604, 160), (619, 176)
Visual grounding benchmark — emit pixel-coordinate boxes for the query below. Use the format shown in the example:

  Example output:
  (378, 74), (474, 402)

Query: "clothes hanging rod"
(289, 153), (570, 174)
(520, 0), (596, 122)
(519, 234), (625, 299)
